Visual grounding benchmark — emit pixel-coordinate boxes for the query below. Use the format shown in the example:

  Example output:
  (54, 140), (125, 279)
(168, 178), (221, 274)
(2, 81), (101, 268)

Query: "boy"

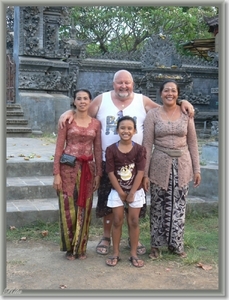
(105, 116), (146, 268)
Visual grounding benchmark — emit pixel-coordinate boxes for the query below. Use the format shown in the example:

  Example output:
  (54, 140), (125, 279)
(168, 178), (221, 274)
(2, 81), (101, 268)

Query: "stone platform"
(6, 137), (219, 228)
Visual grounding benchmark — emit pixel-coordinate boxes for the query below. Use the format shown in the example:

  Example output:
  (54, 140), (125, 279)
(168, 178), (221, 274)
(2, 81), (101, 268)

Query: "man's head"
(113, 70), (134, 99)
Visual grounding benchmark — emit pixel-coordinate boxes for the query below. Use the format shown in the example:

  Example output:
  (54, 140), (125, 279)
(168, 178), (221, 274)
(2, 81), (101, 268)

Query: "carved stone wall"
(17, 6), (70, 58)
(75, 55), (218, 130)
(11, 9), (218, 133)
(136, 34), (218, 127)
(13, 6), (76, 133)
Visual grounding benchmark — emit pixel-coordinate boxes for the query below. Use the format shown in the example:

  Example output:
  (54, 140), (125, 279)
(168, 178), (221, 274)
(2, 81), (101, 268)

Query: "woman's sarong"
(150, 158), (189, 254)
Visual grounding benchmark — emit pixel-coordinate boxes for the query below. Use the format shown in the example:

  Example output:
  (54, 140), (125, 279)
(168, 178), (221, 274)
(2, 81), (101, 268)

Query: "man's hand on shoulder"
(58, 110), (75, 129)
(179, 100), (195, 117)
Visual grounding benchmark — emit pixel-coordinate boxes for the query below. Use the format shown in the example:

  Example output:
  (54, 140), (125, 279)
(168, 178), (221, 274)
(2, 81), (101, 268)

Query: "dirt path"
(6, 238), (218, 295)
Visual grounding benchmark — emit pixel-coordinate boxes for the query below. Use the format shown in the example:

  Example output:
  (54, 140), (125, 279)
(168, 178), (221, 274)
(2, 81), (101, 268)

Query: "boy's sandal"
(106, 256), (120, 267)
(129, 256), (144, 268)
(128, 238), (146, 256)
(96, 237), (111, 255)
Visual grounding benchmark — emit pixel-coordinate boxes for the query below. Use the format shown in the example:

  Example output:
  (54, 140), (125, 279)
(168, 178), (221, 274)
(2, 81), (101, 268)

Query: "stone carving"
(20, 6), (71, 58)
(45, 24), (57, 53)
(179, 91), (211, 105)
(91, 50), (141, 61)
(59, 39), (87, 60)
(207, 51), (218, 66)
(141, 34), (218, 69)
(6, 7), (15, 55)
(13, 6), (78, 95)
(181, 54), (218, 68)
(19, 70), (75, 91)
(141, 34), (182, 68)
(6, 6), (14, 31)
(22, 7), (42, 56)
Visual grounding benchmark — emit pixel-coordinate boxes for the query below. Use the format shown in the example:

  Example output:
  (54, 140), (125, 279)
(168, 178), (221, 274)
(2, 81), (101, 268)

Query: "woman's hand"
(180, 100), (195, 117)
(142, 177), (150, 192)
(93, 175), (100, 191)
(53, 174), (62, 192)
(193, 173), (201, 187)
(58, 110), (75, 129)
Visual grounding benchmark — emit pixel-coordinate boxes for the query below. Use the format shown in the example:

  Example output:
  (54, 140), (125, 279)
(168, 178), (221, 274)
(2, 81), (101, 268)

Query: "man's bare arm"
(87, 94), (102, 118)
(143, 96), (160, 113)
(58, 109), (75, 129)
(143, 95), (194, 117)
(58, 94), (102, 129)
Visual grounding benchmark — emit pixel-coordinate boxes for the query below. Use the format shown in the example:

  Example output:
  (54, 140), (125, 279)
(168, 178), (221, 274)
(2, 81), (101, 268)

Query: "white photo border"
(1, 0), (227, 298)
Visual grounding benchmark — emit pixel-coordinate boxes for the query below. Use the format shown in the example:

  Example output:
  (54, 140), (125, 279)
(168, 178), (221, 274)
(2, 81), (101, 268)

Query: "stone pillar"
(13, 6), (75, 134)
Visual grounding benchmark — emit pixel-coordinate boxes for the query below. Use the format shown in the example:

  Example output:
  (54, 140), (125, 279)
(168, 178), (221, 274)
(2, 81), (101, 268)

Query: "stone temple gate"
(12, 6), (79, 133)
(9, 6), (218, 135)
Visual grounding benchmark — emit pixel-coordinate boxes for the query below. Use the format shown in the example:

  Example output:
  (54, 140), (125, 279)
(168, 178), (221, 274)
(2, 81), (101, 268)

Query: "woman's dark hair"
(72, 89), (92, 108)
(159, 80), (180, 96)
(116, 115), (136, 130)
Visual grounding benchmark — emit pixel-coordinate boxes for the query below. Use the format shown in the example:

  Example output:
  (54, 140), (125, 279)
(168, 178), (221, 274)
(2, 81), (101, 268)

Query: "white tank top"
(96, 91), (146, 160)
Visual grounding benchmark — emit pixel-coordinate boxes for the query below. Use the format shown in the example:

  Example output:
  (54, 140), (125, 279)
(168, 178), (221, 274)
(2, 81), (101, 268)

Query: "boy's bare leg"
(126, 211), (146, 255)
(128, 207), (144, 267)
(106, 207), (123, 266)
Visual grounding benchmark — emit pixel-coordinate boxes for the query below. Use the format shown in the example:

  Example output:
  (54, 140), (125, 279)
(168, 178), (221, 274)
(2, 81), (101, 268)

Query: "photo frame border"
(1, 0), (227, 297)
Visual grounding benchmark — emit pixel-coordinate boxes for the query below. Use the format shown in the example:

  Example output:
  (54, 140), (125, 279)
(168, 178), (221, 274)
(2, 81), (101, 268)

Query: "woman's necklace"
(163, 106), (177, 124)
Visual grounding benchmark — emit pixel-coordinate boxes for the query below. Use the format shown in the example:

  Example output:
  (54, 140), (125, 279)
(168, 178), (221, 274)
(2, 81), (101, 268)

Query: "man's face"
(113, 72), (134, 99)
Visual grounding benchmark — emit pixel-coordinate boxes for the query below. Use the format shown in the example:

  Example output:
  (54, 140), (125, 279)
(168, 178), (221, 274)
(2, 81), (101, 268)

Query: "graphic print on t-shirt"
(117, 163), (135, 189)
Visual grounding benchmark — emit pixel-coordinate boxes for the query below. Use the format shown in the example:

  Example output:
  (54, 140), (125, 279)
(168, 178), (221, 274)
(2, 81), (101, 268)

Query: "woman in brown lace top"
(143, 80), (201, 259)
(53, 89), (102, 260)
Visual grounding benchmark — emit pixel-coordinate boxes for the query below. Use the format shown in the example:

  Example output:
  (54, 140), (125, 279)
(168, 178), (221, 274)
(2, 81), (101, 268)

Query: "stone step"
(6, 160), (219, 199)
(7, 198), (60, 228)
(7, 119), (28, 125)
(6, 125), (32, 137)
(6, 137), (219, 228)
(7, 126), (31, 131)
(7, 161), (54, 177)
(6, 126), (32, 138)
(7, 176), (56, 200)
(6, 196), (218, 228)
(7, 132), (33, 138)
(7, 111), (24, 117)
(6, 104), (22, 110)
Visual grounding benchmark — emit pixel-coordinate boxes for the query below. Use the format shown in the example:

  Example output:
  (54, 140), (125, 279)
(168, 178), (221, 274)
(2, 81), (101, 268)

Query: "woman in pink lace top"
(143, 80), (201, 259)
(53, 89), (102, 260)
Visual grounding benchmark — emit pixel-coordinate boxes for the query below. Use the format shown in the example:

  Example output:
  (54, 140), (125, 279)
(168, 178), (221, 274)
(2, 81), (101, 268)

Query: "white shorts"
(107, 188), (145, 208)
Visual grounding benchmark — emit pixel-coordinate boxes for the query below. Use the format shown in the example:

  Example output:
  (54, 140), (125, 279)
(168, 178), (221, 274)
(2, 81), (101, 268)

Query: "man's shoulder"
(102, 91), (111, 97)
(95, 91), (111, 102)
(133, 92), (143, 98)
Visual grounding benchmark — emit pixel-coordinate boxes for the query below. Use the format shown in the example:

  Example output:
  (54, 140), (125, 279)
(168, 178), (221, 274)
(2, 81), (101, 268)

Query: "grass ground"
(6, 210), (218, 267)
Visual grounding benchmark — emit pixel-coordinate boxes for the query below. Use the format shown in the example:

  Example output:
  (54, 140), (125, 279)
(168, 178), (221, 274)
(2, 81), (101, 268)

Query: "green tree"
(60, 6), (217, 57)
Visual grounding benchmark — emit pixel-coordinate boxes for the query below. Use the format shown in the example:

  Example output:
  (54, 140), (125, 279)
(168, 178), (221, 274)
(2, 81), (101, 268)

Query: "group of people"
(53, 69), (201, 268)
